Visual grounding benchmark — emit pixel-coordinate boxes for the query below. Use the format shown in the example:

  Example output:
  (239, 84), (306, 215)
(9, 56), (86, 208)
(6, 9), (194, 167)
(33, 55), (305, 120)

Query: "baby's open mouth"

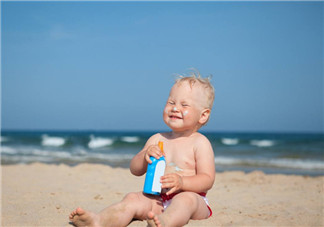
(170, 115), (182, 120)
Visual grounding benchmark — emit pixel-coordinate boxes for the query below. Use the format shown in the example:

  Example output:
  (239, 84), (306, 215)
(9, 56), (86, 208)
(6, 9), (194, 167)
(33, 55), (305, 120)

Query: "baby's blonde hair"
(175, 70), (215, 110)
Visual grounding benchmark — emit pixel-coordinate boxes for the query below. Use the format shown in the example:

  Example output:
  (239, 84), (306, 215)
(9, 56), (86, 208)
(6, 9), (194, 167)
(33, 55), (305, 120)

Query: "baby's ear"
(199, 109), (211, 125)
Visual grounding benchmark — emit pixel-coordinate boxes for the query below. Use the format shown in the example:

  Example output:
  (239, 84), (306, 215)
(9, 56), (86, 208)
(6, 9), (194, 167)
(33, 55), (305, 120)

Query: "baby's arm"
(130, 133), (162, 176)
(161, 135), (215, 194)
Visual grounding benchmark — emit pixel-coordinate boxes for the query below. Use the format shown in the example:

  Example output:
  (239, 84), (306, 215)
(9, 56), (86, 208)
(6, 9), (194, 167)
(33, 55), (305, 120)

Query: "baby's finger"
(160, 175), (173, 183)
(150, 152), (162, 160)
(161, 173), (176, 181)
(161, 182), (174, 189)
(148, 146), (163, 158)
(161, 178), (174, 185)
(145, 154), (152, 164)
(166, 187), (177, 195)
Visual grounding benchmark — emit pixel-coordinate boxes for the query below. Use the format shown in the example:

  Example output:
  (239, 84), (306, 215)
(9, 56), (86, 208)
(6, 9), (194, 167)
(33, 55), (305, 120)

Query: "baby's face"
(163, 82), (207, 132)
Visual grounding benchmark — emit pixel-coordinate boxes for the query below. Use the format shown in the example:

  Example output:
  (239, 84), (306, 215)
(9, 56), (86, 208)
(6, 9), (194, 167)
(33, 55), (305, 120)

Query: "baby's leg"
(70, 192), (163, 227)
(147, 192), (210, 227)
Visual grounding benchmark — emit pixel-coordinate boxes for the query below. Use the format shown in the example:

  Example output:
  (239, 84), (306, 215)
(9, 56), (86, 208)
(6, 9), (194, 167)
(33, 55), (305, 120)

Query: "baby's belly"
(162, 164), (196, 195)
(164, 162), (195, 177)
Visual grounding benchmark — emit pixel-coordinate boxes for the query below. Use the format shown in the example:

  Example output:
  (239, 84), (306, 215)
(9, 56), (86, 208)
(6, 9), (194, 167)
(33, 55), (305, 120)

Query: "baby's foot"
(147, 211), (164, 227)
(69, 207), (100, 227)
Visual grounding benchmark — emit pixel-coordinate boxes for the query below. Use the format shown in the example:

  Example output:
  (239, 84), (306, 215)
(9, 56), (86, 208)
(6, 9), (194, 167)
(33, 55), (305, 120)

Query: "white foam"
(0, 146), (18, 154)
(121, 136), (140, 143)
(215, 156), (324, 170)
(41, 135), (66, 147)
(267, 159), (324, 170)
(88, 135), (114, 149)
(215, 157), (240, 165)
(31, 148), (71, 158)
(87, 153), (133, 161)
(221, 138), (239, 146)
(1, 146), (73, 164)
(250, 140), (275, 147)
(73, 148), (88, 156)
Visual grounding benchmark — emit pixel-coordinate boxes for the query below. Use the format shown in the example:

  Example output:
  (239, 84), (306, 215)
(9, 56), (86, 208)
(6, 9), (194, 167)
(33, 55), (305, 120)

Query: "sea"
(1, 130), (323, 176)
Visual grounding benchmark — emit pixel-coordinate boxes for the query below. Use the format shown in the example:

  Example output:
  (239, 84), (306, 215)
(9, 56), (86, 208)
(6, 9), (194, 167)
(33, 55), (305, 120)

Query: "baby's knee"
(123, 192), (141, 203)
(122, 192), (156, 220)
(175, 192), (199, 207)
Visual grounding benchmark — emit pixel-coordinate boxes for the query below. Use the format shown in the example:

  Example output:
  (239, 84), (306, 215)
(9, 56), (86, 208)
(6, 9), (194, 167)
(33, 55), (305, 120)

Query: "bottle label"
(151, 160), (166, 193)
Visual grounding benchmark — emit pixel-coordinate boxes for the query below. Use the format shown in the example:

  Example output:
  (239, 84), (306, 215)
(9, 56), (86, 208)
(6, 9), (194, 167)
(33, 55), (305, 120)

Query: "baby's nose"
(172, 107), (179, 112)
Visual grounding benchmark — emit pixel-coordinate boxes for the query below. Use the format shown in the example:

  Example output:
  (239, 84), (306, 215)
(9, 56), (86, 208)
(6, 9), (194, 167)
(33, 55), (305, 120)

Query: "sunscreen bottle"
(143, 141), (166, 195)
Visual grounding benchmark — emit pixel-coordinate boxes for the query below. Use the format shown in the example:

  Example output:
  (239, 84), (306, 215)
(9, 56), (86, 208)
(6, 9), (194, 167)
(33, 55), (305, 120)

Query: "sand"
(1, 163), (323, 226)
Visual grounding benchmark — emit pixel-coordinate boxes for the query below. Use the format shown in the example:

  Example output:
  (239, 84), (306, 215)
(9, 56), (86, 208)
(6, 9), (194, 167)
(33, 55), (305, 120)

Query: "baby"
(69, 72), (215, 227)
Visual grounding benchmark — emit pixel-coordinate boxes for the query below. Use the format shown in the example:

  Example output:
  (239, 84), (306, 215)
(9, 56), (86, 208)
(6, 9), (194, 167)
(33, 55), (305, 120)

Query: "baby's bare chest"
(164, 148), (196, 176)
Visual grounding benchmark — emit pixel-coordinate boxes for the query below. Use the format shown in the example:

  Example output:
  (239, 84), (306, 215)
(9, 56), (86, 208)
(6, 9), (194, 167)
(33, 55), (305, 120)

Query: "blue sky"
(1, 1), (323, 133)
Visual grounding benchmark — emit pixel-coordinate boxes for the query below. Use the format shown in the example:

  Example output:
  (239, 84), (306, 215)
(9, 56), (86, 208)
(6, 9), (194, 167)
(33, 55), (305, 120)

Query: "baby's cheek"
(183, 110), (189, 116)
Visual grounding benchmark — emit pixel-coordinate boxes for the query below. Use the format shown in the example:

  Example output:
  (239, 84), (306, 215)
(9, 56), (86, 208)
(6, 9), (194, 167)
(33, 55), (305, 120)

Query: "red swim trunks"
(160, 192), (212, 217)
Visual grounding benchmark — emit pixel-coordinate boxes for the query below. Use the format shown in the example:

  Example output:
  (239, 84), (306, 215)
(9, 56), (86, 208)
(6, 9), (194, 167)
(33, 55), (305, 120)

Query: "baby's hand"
(144, 145), (164, 164)
(160, 173), (183, 195)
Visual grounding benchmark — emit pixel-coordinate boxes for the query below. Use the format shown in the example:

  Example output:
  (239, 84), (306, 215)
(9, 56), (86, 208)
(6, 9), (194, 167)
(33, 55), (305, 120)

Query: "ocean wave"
(2, 155), (56, 164)
(72, 148), (88, 156)
(30, 148), (72, 158)
(267, 159), (324, 170)
(1, 146), (18, 154)
(121, 136), (140, 143)
(88, 135), (114, 149)
(250, 140), (275, 147)
(221, 138), (239, 146)
(215, 157), (324, 170)
(41, 134), (66, 147)
(86, 153), (134, 161)
(1, 146), (72, 158)
(0, 136), (9, 142)
(1, 146), (134, 164)
(2, 145), (323, 171)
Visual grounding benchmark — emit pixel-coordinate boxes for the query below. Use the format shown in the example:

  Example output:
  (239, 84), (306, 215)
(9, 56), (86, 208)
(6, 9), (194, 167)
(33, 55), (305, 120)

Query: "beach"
(2, 163), (323, 226)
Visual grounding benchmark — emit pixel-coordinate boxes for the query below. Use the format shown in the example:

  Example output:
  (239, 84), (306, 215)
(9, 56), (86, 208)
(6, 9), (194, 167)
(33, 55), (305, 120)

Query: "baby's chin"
(164, 118), (179, 127)
(165, 122), (183, 131)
